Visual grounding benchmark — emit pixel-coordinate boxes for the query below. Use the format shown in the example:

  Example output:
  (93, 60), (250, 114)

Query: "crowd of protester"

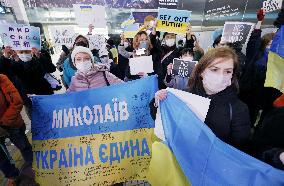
(0, 7), (284, 186)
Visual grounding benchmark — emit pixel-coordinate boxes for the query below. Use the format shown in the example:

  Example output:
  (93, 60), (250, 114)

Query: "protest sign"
(121, 15), (135, 28)
(221, 22), (255, 46)
(132, 12), (158, 24)
(156, 8), (191, 35)
(203, 0), (247, 27)
(123, 23), (140, 39)
(158, 0), (178, 9)
(172, 58), (196, 78)
(263, 0), (283, 13)
(85, 34), (106, 50)
(49, 26), (75, 47)
(0, 24), (40, 50)
(73, 4), (106, 28)
(129, 55), (154, 75)
(31, 76), (158, 186)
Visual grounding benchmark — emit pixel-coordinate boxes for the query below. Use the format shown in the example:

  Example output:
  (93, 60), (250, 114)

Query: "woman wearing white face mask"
(1, 47), (56, 95)
(153, 48), (251, 150)
(67, 46), (123, 92)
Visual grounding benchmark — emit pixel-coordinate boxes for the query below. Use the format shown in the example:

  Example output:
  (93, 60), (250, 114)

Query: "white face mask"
(182, 56), (193, 61)
(75, 60), (93, 73)
(124, 42), (129, 48)
(202, 69), (232, 95)
(18, 54), (32, 62)
(165, 38), (176, 47)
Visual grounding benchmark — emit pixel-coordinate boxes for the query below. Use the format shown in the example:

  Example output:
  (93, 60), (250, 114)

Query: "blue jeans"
(0, 125), (32, 178)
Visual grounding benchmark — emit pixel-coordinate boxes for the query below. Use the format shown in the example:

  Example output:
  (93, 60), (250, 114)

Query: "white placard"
(49, 26), (75, 47)
(129, 55), (154, 75)
(73, 4), (106, 28)
(154, 88), (211, 140)
(263, 0), (283, 12)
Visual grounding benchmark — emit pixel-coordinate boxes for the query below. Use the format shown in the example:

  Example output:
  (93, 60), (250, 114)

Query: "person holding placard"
(153, 48), (251, 150)
(151, 22), (201, 89)
(67, 46), (123, 92)
(119, 31), (163, 88)
(164, 48), (195, 90)
(239, 9), (281, 126)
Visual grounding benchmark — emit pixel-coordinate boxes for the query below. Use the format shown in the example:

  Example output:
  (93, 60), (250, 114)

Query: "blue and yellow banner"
(158, 91), (284, 185)
(31, 76), (158, 185)
(265, 25), (284, 93)
(156, 8), (191, 35)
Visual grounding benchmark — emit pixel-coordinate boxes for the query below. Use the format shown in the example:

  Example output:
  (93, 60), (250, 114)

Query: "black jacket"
(251, 107), (284, 170)
(200, 86), (251, 149)
(11, 54), (56, 95)
(150, 85), (251, 150)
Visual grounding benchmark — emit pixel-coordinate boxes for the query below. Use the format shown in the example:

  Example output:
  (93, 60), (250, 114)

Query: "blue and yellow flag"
(31, 76), (158, 185)
(157, 92), (284, 185)
(265, 25), (284, 92)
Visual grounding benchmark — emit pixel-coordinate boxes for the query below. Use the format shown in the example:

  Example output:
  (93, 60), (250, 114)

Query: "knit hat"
(212, 28), (223, 41)
(71, 46), (94, 64)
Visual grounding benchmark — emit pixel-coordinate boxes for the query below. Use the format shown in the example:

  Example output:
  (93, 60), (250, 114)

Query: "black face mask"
(75, 41), (88, 48)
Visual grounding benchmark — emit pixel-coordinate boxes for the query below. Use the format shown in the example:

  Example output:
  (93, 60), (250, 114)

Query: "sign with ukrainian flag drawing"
(31, 76), (158, 185)
(156, 8), (191, 35)
(73, 4), (106, 28)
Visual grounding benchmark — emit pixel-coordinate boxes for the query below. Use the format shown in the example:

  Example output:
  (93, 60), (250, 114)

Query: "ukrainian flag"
(265, 25), (284, 92)
(121, 15), (135, 28)
(147, 89), (284, 185)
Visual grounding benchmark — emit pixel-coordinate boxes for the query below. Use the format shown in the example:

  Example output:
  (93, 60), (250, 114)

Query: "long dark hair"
(188, 47), (239, 94)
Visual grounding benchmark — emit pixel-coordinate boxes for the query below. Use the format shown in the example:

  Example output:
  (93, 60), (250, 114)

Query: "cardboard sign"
(158, 0), (178, 9)
(129, 55), (154, 75)
(221, 22), (255, 46)
(203, 0), (247, 27)
(49, 26), (75, 47)
(263, 0), (283, 12)
(73, 4), (106, 28)
(0, 24), (41, 50)
(172, 58), (196, 77)
(156, 8), (191, 35)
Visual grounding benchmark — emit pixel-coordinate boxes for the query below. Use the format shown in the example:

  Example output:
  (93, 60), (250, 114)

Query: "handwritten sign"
(49, 26), (75, 47)
(221, 22), (255, 46)
(129, 55), (154, 75)
(263, 0), (283, 12)
(31, 76), (158, 186)
(158, 0), (178, 9)
(73, 4), (106, 28)
(172, 58), (196, 77)
(203, 0), (247, 26)
(0, 24), (41, 50)
(85, 34), (106, 50)
(156, 8), (191, 35)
